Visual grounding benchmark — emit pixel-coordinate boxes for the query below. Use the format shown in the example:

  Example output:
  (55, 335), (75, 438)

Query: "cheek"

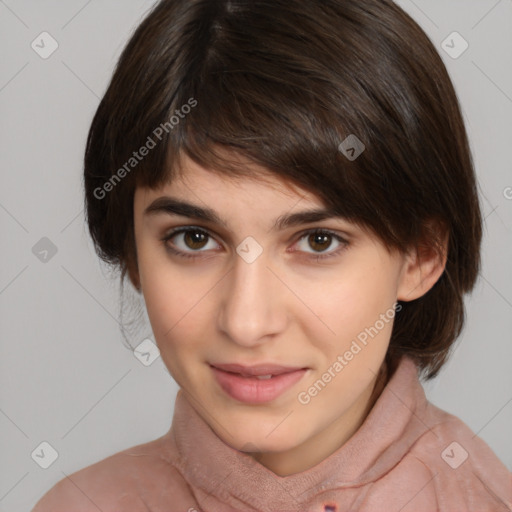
(322, 268), (396, 318)
(311, 261), (399, 355)
(139, 268), (207, 385)
(138, 254), (217, 353)
(137, 247), (183, 337)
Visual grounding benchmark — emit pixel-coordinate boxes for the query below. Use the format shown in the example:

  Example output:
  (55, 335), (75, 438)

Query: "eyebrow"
(144, 196), (344, 232)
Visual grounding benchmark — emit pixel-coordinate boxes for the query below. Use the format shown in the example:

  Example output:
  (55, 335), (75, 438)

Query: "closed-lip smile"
(209, 362), (309, 403)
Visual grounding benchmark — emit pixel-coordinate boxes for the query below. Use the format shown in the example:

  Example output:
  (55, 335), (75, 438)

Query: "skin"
(130, 154), (447, 477)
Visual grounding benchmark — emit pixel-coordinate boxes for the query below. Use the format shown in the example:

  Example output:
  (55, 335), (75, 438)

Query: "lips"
(210, 363), (308, 403)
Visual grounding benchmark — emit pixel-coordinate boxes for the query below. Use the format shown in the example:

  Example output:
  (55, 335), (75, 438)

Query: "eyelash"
(160, 227), (349, 262)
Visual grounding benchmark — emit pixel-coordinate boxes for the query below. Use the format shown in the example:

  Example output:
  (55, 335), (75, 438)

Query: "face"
(132, 154), (413, 474)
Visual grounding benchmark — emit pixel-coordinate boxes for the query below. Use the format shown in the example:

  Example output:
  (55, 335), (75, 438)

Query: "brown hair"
(84, 0), (482, 379)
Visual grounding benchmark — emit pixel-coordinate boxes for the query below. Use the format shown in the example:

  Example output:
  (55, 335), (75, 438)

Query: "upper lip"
(210, 363), (307, 377)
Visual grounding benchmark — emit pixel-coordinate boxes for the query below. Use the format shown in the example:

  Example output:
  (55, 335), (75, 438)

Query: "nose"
(217, 249), (288, 348)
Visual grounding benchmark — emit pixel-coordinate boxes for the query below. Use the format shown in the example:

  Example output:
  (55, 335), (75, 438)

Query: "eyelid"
(288, 228), (349, 260)
(161, 226), (222, 252)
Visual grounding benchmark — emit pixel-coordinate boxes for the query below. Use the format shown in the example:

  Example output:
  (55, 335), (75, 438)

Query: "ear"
(397, 219), (449, 302)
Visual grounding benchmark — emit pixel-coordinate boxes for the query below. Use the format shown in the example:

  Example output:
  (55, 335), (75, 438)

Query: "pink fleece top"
(33, 356), (511, 512)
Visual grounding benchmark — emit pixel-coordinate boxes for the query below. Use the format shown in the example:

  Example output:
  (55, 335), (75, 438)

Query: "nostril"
(324, 505), (337, 512)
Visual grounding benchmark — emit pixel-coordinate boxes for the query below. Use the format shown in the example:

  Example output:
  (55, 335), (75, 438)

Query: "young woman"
(33, 0), (511, 510)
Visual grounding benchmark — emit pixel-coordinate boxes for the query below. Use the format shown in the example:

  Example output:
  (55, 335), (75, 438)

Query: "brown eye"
(182, 230), (209, 250)
(308, 232), (333, 252)
(162, 227), (219, 258)
(294, 229), (349, 260)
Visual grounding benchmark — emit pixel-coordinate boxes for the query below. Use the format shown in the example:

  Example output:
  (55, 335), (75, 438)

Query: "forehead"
(136, 153), (324, 211)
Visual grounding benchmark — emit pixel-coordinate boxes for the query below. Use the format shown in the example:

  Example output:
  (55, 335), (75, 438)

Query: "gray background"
(0, 1), (511, 511)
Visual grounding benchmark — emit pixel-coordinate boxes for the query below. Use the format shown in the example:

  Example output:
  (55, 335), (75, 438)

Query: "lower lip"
(210, 366), (308, 404)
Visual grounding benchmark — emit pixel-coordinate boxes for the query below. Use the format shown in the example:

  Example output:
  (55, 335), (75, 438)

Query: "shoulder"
(31, 436), (191, 512)
(404, 402), (512, 511)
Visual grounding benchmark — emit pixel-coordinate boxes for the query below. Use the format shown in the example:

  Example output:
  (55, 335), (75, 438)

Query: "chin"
(234, 437), (298, 454)
(221, 421), (306, 454)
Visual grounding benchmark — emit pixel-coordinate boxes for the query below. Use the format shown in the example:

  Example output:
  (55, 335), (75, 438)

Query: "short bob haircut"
(84, 0), (482, 380)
